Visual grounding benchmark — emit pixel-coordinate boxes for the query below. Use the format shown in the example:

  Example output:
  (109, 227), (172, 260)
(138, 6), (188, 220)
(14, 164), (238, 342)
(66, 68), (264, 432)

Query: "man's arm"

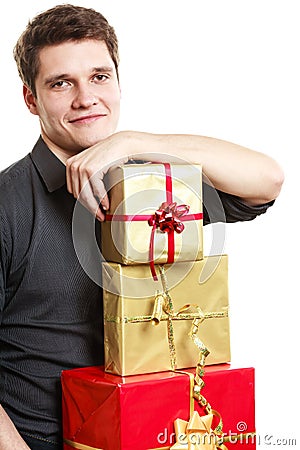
(64, 131), (284, 221)
(0, 405), (30, 450)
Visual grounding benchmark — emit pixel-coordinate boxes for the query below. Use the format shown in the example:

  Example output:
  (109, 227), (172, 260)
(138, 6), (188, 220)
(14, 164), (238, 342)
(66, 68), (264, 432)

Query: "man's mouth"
(69, 114), (107, 124)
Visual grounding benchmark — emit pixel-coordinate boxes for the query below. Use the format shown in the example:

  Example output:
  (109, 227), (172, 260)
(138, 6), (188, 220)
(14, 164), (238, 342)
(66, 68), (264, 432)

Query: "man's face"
(24, 39), (121, 157)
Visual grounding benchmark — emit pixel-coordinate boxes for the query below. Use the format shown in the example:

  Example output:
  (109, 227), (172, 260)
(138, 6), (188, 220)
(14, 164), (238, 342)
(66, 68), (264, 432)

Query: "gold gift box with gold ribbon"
(101, 163), (203, 274)
(102, 255), (230, 376)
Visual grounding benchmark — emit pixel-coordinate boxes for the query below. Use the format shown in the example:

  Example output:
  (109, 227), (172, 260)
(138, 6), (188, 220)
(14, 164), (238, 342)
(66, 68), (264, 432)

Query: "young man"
(0, 4), (283, 450)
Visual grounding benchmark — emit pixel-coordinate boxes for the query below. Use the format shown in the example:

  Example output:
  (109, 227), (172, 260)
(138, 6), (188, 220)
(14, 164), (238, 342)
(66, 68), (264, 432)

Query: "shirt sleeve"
(203, 182), (275, 225)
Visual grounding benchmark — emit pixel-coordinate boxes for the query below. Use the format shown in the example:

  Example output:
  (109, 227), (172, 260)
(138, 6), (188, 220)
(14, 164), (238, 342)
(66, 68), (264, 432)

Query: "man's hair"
(13, 4), (119, 97)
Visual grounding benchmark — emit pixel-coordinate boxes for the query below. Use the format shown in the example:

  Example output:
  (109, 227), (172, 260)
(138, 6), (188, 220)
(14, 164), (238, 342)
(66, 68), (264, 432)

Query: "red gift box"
(62, 364), (255, 450)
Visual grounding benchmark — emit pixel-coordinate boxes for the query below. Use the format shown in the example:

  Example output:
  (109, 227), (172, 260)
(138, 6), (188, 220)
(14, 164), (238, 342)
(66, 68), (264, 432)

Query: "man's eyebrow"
(43, 67), (115, 85)
(92, 66), (114, 73)
(44, 73), (70, 85)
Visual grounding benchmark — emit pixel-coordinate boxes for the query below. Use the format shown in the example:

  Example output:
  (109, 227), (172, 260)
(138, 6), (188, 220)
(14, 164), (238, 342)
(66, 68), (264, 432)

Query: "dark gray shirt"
(0, 138), (103, 445)
(0, 137), (273, 444)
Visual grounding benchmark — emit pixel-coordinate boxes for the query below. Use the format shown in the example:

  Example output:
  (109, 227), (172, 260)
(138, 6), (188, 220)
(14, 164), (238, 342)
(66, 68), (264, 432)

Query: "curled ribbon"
(150, 266), (211, 371)
(148, 201), (189, 280)
(148, 201), (190, 233)
(148, 163), (191, 280)
(155, 267), (228, 450)
(151, 291), (165, 325)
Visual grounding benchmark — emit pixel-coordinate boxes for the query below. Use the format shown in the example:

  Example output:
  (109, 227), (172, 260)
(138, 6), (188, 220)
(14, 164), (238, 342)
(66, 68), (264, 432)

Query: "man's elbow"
(246, 162), (284, 205)
(260, 162), (285, 204)
(266, 163), (285, 201)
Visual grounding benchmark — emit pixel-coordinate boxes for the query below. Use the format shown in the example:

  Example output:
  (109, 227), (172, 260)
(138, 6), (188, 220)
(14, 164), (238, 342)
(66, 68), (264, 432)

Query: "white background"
(0, 1), (299, 448)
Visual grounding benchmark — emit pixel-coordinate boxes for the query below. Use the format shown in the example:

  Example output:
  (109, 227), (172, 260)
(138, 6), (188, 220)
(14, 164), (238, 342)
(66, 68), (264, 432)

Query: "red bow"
(148, 202), (190, 280)
(148, 202), (190, 234)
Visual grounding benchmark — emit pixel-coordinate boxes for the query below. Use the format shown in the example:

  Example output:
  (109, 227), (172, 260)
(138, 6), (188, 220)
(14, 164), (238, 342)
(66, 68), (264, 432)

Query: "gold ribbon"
(104, 310), (228, 323)
(63, 439), (103, 450)
(154, 266), (212, 371)
(151, 291), (165, 324)
(170, 411), (223, 450)
(173, 371), (196, 418)
(149, 447), (170, 450)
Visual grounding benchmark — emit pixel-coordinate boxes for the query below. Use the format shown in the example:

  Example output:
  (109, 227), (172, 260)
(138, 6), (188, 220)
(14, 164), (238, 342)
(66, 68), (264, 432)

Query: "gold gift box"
(101, 163), (203, 267)
(102, 255), (230, 376)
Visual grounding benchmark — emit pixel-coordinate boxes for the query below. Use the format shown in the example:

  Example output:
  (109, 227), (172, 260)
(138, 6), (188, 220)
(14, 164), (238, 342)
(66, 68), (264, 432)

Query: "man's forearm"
(0, 405), (30, 450)
(64, 130), (284, 220)
(120, 131), (284, 205)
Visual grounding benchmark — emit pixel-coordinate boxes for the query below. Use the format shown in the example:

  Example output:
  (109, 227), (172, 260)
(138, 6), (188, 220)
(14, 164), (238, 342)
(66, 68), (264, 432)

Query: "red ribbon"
(105, 163), (203, 280)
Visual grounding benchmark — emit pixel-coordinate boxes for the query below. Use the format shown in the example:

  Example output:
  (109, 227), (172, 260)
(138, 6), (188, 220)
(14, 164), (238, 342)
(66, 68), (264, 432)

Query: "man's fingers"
(66, 157), (109, 220)
(66, 157), (82, 198)
(81, 169), (109, 215)
(89, 176), (109, 212)
(78, 179), (107, 222)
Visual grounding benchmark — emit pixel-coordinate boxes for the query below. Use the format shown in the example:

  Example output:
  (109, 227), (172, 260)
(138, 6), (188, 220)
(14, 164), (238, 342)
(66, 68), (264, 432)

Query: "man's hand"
(66, 132), (130, 221)
(0, 405), (30, 450)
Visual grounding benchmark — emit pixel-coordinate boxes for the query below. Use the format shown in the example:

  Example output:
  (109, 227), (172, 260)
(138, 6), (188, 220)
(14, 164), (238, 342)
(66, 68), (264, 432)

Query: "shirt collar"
(30, 136), (66, 192)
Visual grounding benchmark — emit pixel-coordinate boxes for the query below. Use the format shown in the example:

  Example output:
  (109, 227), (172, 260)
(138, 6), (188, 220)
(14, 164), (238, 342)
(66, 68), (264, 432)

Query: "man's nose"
(72, 83), (99, 109)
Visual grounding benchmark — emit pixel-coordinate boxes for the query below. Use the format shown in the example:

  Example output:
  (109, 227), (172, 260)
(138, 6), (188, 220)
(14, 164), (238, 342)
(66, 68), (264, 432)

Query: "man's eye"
(94, 74), (109, 82)
(51, 80), (68, 88)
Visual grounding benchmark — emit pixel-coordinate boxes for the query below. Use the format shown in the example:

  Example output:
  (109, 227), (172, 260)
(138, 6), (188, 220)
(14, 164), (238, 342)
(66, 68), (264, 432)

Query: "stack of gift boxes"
(62, 163), (256, 449)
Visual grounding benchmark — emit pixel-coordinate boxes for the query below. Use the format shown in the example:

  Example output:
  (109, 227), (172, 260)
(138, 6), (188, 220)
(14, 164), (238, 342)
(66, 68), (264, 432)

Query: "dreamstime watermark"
(156, 423), (297, 447)
(156, 428), (257, 446)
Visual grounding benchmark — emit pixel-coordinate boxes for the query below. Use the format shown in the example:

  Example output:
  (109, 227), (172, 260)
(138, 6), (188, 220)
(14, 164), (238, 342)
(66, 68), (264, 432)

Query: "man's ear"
(23, 85), (39, 115)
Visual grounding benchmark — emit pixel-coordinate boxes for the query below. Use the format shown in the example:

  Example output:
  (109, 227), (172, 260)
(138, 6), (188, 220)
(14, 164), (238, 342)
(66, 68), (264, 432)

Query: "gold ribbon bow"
(170, 411), (218, 450)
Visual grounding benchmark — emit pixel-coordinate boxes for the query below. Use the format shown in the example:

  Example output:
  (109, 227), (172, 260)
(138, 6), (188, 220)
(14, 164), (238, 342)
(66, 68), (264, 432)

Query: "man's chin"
(76, 133), (113, 151)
